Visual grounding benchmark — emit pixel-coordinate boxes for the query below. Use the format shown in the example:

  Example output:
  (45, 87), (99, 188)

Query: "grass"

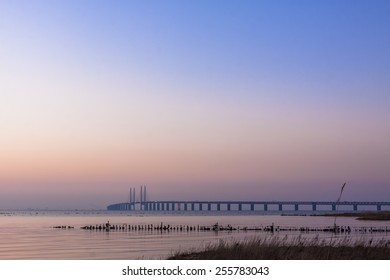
(168, 236), (390, 260)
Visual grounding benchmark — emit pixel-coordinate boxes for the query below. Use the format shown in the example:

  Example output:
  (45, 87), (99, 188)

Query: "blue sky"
(0, 1), (389, 209)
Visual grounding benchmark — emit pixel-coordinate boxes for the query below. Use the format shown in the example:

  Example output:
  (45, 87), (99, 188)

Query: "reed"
(168, 236), (390, 260)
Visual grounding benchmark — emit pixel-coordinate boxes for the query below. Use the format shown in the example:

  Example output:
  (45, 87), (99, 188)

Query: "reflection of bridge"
(107, 200), (390, 212)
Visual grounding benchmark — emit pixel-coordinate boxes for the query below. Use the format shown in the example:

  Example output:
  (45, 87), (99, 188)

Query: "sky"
(0, 0), (389, 209)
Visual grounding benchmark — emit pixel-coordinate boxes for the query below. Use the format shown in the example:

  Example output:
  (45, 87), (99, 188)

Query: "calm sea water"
(0, 210), (389, 259)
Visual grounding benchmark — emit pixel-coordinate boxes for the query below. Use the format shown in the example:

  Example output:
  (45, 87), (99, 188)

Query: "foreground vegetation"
(169, 236), (390, 260)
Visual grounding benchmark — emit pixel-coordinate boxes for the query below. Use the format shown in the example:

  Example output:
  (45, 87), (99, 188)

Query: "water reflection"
(0, 211), (388, 259)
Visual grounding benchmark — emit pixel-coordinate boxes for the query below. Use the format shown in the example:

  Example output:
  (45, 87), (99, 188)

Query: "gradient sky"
(1, 0), (389, 209)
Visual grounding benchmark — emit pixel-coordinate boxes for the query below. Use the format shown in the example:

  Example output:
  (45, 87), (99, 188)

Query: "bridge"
(107, 186), (390, 212)
(107, 200), (390, 212)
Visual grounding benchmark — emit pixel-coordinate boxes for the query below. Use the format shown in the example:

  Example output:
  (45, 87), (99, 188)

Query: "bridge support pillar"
(377, 205), (381, 211)
(279, 204), (282, 211)
(172, 203), (175, 211)
(332, 204), (336, 211)
(208, 203), (211, 211)
(238, 204), (242, 211)
(312, 203), (317, 211)
(295, 204), (299, 211)
(353, 204), (358, 211)
(264, 204), (268, 211)
(184, 203), (187, 211)
(227, 204), (231, 211)
(217, 204), (221, 211)
(199, 203), (203, 211)
(251, 203), (254, 211)
(191, 203), (195, 211)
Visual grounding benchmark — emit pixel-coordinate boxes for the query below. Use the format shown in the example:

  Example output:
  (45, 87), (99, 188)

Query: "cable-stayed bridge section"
(107, 186), (390, 212)
(107, 200), (390, 212)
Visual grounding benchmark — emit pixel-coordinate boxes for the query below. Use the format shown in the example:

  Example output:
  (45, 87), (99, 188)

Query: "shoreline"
(312, 211), (390, 221)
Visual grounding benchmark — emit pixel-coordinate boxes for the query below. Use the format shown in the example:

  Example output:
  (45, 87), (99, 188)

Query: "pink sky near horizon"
(1, 94), (388, 209)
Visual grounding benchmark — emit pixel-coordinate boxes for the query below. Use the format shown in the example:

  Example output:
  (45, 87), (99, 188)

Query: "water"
(0, 210), (389, 259)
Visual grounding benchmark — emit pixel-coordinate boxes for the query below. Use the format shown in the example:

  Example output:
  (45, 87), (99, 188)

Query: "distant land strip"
(316, 211), (390, 220)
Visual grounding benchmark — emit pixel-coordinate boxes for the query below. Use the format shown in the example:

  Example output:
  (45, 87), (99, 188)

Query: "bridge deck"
(107, 200), (390, 211)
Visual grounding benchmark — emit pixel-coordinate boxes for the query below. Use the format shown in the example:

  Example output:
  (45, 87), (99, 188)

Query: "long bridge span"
(107, 186), (390, 212)
(107, 200), (390, 212)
